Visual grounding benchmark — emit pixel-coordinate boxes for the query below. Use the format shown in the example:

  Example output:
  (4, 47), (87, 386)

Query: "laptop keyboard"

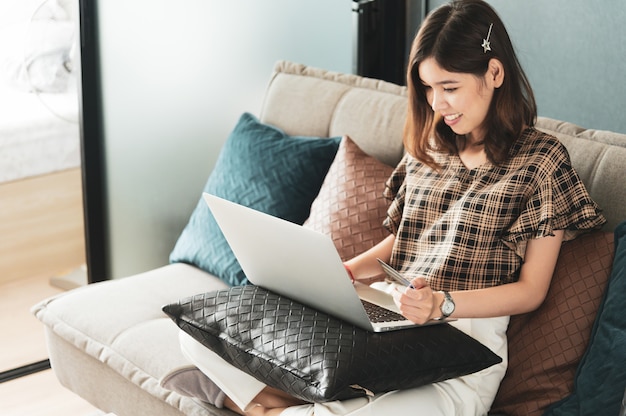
(361, 299), (407, 323)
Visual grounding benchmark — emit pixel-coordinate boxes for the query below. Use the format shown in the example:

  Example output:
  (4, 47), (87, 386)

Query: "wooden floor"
(0, 169), (103, 415)
(0, 273), (62, 372)
(0, 168), (86, 286)
(0, 273), (103, 416)
(0, 368), (103, 416)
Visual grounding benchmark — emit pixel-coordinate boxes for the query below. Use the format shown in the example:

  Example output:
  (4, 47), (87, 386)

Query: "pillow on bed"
(490, 231), (615, 416)
(169, 112), (340, 286)
(0, 1), (75, 93)
(163, 285), (503, 403)
(304, 136), (394, 261)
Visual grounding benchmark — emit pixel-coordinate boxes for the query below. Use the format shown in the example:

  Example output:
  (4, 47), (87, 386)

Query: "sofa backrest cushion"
(543, 221), (626, 415)
(536, 117), (626, 231)
(490, 231), (614, 415)
(261, 61), (626, 231)
(304, 136), (394, 262)
(260, 61), (406, 168)
(169, 112), (340, 285)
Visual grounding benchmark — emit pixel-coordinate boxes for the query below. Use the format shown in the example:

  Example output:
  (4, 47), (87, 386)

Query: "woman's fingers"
(392, 281), (436, 324)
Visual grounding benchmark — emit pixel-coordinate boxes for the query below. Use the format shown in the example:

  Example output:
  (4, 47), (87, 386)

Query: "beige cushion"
(537, 117), (626, 231)
(32, 264), (231, 416)
(260, 61), (406, 167)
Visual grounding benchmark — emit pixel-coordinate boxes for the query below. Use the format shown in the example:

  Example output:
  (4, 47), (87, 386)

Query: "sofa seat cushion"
(32, 263), (232, 416)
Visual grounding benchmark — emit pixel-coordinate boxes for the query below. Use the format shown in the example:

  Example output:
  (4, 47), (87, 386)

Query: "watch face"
(442, 300), (455, 316)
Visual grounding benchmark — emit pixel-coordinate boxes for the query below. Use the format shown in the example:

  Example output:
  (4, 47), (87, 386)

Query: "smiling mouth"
(444, 113), (462, 121)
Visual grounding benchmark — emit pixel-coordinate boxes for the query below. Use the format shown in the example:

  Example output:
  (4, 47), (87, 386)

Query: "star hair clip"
(482, 23), (493, 53)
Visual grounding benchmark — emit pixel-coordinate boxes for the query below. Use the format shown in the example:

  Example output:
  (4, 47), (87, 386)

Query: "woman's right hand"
(391, 277), (442, 324)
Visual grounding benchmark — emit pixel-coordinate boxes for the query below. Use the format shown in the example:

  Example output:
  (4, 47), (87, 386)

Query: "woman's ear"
(488, 58), (505, 88)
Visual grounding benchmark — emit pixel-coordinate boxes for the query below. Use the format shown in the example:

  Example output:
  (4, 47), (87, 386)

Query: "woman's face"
(419, 57), (500, 143)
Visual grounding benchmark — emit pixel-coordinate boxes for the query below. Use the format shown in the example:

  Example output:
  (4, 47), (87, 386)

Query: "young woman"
(181, 1), (605, 414)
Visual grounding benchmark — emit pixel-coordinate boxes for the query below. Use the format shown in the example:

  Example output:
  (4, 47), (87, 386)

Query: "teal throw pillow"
(544, 220), (626, 416)
(169, 112), (341, 286)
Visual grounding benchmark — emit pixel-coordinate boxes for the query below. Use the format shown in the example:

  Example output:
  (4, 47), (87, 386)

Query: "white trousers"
(179, 315), (509, 416)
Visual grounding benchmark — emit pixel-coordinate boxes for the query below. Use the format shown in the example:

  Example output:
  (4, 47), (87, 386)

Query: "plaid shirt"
(383, 128), (606, 291)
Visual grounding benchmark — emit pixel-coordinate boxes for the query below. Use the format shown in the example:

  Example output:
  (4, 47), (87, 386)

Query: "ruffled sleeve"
(502, 146), (606, 259)
(382, 153), (409, 235)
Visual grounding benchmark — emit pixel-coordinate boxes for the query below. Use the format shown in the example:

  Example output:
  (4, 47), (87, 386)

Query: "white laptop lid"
(202, 193), (418, 332)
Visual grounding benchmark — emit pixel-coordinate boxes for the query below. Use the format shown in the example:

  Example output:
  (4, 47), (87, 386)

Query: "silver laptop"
(204, 193), (446, 332)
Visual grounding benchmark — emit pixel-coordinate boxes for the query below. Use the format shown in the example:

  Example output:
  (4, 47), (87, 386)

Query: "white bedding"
(0, 0), (81, 184)
(0, 80), (80, 183)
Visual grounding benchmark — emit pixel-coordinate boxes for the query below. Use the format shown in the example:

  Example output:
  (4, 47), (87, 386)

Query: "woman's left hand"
(391, 277), (440, 325)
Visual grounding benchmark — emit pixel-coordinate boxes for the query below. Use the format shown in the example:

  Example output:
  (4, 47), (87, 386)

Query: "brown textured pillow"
(304, 135), (395, 261)
(490, 231), (614, 416)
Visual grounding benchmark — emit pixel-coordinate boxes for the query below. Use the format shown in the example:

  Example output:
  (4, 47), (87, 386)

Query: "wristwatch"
(440, 291), (455, 319)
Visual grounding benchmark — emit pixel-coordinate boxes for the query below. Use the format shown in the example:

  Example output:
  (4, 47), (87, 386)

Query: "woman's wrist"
(343, 263), (355, 284)
(432, 290), (445, 320)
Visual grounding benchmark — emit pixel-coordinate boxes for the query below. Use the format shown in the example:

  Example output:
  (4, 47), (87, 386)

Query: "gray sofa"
(33, 61), (626, 416)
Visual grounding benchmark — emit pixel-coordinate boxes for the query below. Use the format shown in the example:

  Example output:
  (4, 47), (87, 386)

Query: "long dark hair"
(404, 0), (536, 169)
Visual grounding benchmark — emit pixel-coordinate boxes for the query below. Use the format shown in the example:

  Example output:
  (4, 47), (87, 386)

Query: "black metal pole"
(78, 0), (109, 283)
(0, 360), (51, 384)
(352, 0), (407, 86)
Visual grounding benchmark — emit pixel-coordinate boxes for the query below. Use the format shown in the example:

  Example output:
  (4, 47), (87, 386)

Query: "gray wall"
(426, 0), (626, 134)
(94, 0), (352, 279)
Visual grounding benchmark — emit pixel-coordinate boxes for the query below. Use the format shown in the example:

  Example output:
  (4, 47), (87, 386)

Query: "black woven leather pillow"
(163, 285), (502, 403)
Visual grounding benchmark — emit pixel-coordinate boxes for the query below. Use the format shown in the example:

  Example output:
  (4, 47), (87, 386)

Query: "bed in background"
(0, 78), (80, 183)
(0, 0), (84, 285)
(0, 0), (80, 182)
